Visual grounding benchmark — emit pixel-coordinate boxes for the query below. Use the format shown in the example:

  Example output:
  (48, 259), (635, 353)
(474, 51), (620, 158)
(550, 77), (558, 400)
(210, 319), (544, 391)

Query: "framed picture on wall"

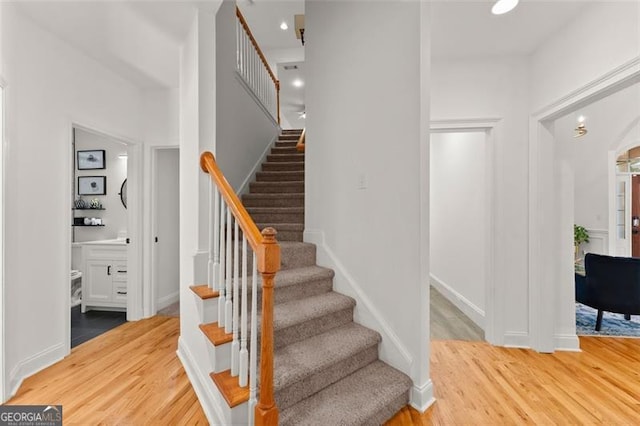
(78, 176), (106, 195)
(77, 149), (105, 170)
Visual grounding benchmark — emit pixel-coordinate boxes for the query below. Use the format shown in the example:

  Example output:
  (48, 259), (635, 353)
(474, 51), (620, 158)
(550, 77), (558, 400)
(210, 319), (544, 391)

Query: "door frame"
(66, 122), (144, 353)
(0, 77), (7, 402)
(529, 57), (640, 352)
(430, 118), (500, 344)
(147, 145), (179, 316)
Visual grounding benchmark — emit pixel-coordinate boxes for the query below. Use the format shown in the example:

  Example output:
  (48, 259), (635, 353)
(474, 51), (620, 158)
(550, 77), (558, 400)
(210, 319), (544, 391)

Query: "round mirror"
(119, 179), (127, 209)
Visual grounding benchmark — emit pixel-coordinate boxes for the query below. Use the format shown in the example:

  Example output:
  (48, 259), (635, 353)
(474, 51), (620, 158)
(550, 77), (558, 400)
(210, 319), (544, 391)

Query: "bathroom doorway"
(69, 125), (141, 349)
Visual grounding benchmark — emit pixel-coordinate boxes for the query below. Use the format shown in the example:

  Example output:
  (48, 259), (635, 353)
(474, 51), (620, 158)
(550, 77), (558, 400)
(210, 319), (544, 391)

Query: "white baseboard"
(156, 292), (179, 311)
(236, 132), (279, 196)
(503, 331), (530, 348)
(429, 273), (485, 329)
(8, 343), (66, 400)
(177, 337), (225, 425)
(410, 380), (435, 413)
(304, 229), (413, 374)
(554, 333), (581, 352)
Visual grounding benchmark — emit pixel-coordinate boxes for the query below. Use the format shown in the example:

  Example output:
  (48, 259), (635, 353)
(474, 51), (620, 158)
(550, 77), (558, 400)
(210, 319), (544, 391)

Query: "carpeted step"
(274, 323), (381, 411)
(257, 222), (303, 242)
(271, 146), (299, 155)
(246, 207), (304, 224)
(275, 141), (298, 149)
(273, 292), (356, 349)
(262, 162), (304, 172)
(242, 193), (304, 208)
(249, 181), (304, 194)
(255, 171), (305, 182)
(279, 242), (316, 271)
(279, 134), (302, 141)
(267, 154), (305, 163)
(281, 128), (303, 134)
(250, 265), (334, 305)
(279, 360), (412, 426)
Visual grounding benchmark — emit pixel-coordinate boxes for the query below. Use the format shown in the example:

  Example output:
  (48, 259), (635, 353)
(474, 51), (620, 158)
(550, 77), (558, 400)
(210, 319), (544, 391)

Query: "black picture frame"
(77, 149), (106, 170)
(78, 176), (106, 195)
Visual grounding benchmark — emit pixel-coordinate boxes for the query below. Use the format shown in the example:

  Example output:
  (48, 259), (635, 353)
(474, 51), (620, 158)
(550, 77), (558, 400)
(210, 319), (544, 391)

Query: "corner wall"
(305, 0), (431, 408)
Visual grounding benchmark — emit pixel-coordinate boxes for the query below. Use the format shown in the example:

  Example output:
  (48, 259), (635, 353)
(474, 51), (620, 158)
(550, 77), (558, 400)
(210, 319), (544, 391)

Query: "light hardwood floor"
(7, 315), (640, 425)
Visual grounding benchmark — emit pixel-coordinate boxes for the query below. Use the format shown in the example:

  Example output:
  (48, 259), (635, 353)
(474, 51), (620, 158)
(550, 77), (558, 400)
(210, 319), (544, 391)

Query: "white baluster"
(213, 189), (220, 291)
(231, 220), (240, 376)
(239, 236), (249, 387)
(218, 202), (226, 326)
(208, 180), (214, 289)
(225, 208), (233, 333)
(248, 251), (258, 424)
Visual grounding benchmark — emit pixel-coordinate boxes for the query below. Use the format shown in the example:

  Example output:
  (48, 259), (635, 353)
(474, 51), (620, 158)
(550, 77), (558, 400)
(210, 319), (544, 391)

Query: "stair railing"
(201, 151), (280, 425)
(236, 7), (281, 125)
(296, 128), (306, 152)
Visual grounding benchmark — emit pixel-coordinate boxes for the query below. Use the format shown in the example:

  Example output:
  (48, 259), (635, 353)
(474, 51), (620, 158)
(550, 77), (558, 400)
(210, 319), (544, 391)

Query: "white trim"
(583, 229), (608, 256)
(430, 274), (485, 329)
(0, 78), (6, 402)
(156, 291), (180, 311)
(149, 146), (180, 316)
(553, 334), (581, 352)
(429, 118), (500, 345)
(529, 55), (640, 353)
(234, 72), (280, 129)
(303, 229), (413, 372)
(410, 380), (435, 413)
(8, 343), (65, 399)
(235, 133), (278, 195)
(503, 332), (530, 348)
(177, 337), (225, 425)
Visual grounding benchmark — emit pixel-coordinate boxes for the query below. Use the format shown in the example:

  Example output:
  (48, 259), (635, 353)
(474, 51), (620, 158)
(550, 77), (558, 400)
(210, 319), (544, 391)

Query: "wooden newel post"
(255, 227), (280, 426)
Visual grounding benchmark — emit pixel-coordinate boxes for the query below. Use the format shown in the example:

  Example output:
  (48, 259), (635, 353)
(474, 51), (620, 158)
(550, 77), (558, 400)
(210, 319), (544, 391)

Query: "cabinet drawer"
(113, 285), (128, 302)
(113, 263), (128, 282)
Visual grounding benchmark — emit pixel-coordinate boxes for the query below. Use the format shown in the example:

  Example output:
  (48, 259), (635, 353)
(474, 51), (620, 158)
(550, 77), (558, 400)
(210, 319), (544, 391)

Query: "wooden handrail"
(200, 151), (280, 426)
(236, 7), (278, 86)
(296, 128), (306, 153)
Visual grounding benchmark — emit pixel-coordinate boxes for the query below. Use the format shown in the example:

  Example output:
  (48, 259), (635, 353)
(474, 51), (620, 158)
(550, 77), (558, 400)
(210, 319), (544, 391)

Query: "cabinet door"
(85, 260), (113, 302)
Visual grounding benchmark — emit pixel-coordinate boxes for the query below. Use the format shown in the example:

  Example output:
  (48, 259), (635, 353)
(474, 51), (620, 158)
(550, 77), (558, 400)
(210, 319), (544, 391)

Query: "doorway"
(152, 147), (180, 316)
(68, 125), (142, 349)
(429, 121), (496, 343)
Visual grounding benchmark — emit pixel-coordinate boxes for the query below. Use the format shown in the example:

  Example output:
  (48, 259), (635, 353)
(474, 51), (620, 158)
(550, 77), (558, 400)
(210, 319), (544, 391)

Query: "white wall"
(530, 1), (640, 112)
(0, 3), (145, 397)
(215, 0), (278, 191)
(305, 0), (431, 407)
(430, 131), (486, 327)
(155, 149), (180, 309)
(431, 57), (530, 345)
(73, 128), (128, 243)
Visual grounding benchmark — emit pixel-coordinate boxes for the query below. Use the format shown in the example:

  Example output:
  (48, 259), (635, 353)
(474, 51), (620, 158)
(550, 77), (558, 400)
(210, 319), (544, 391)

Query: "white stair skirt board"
(410, 380), (436, 413)
(178, 337), (234, 425)
(303, 230), (416, 393)
(429, 274), (485, 330)
(236, 132), (279, 196)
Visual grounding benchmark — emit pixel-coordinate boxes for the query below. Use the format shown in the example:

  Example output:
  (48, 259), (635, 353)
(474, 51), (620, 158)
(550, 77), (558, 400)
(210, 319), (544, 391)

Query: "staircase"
(241, 129), (412, 425)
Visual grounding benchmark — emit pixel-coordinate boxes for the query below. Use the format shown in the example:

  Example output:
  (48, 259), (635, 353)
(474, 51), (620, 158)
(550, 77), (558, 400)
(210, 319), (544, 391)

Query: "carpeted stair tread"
(246, 207), (304, 225)
(272, 265), (334, 289)
(262, 162), (305, 172)
(267, 154), (305, 162)
(250, 181), (304, 194)
(274, 292), (355, 331)
(255, 171), (305, 182)
(274, 323), (381, 410)
(275, 141), (298, 148)
(242, 193), (304, 208)
(279, 360), (412, 426)
(256, 222), (304, 231)
(271, 146), (299, 155)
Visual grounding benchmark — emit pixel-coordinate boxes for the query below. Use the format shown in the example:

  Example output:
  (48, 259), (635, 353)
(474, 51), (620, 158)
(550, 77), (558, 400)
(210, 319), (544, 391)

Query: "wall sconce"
(574, 116), (588, 138)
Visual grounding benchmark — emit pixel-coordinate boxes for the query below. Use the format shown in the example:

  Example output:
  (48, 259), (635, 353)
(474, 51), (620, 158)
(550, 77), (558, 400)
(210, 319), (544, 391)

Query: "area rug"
(576, 303), (640, 337)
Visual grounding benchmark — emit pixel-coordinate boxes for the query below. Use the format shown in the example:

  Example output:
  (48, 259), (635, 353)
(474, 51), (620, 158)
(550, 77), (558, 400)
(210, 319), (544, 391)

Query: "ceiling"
(237, 0), (304, 51)
(431, 0), (589, 59)
(15, 1), (198, 89)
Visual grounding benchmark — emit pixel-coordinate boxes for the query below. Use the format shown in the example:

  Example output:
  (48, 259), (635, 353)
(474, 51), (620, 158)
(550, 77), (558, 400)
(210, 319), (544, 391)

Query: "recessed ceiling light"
(280, 21), (288, 30)
(577, 115), (586, 123)
(491, 0), (519, 15)
(292, 79), (304, 88)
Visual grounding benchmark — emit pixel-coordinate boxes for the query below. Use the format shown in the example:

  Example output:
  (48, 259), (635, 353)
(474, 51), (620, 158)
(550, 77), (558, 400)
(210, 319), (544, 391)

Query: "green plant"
(574, 224), (590, 246)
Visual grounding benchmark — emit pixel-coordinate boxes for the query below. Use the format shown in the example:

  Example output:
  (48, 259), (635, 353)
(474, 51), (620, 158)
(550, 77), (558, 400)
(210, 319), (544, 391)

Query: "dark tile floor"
(71, 305), (127, 348)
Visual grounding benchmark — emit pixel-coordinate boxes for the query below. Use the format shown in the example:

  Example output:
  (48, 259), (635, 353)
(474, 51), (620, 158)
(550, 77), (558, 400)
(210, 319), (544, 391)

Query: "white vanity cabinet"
(81, 242), (127, 312)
